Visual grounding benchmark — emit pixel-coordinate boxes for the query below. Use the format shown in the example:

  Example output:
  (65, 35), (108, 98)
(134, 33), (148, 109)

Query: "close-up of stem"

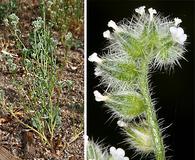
(139, 63), (165, 160)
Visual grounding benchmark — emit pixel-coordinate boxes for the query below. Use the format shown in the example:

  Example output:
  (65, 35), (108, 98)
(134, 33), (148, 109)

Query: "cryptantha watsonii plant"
(88, 6), (187, 160)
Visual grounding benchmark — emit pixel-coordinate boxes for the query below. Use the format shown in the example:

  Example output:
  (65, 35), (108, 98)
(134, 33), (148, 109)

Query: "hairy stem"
(140, 62), (165, 160)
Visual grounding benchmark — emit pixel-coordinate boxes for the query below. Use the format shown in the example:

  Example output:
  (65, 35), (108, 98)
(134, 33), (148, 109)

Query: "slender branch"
(140, 63), (165, 160)
(8, 108), (50, 146)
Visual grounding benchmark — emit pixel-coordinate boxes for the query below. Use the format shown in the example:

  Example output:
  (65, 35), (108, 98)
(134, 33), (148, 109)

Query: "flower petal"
(174, 17), (182, 26)
(135, 6), (145, 15)
(103, 30), (111, 39)
(94, 68), (102, 76)
(88, 53), (102, 64)
(116, 148), (125, 156)
(177, 27), (184, 36)
(117, 120), (127, 127)
(179, 34), (187, 44)
(110, 146), (116, 155)
(108, 20), (118, 30)
(108, 20), (122, 32)
(93, 90), (108, 102)
(148, 8), (157, 21)
(170, 26), (177, 35)
(170, 26), (187, 45)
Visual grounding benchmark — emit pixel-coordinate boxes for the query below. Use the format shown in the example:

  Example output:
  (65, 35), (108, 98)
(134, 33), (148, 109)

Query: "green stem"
(140, 62), (165, 160)
(9, 108), (50, 146)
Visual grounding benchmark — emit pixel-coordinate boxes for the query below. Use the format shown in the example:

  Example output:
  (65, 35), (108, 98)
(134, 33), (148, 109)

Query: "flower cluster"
(4, 13), (19, 28)
(170, 26), (187, 45)
(32, 17), (44, 31)
(89, 5), (188, 118)
(87, 139), (129, 160)
(90, 6), (187, 73)
(110, 147), (129, 160)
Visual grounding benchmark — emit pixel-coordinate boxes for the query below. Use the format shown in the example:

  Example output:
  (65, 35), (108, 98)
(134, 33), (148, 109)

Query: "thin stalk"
(14, 30), (26, 49)
(9, 27), (26, 50)
(140, 62), (165, 160)
(48, 87), (55, 143)
(8, 108), (50, 146)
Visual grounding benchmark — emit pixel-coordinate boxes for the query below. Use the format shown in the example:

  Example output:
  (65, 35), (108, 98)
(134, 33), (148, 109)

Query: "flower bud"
(88, 53), (103, 64)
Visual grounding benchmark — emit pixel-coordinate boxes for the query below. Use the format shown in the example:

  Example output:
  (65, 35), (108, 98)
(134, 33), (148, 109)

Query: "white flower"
(174, 17), (182, 26)
(117, 120), (127, 127)
(88, 53), (103, 64)
(170, 26), (187, 45)
(135, 6), (146, 16)
(110, 147), (129, 160)
(148, 8), (157, 21)
(93, 90), (108, 102)
(108, 20), (121, 32)
(94, 68), (102, 76)
(103, 30), (111, 39)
